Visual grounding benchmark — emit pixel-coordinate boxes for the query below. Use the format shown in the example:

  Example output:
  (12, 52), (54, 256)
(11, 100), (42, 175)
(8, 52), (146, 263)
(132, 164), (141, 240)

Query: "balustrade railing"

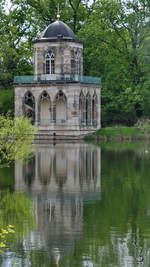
(14, 74), (101, 84)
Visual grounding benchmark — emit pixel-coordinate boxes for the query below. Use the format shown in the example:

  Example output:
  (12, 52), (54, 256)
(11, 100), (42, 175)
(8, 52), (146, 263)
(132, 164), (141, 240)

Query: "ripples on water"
(0, 142), (150, 266)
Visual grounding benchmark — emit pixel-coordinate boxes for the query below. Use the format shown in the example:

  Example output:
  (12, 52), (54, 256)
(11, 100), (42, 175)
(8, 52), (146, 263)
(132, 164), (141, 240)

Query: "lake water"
(0, 142), (150, 266)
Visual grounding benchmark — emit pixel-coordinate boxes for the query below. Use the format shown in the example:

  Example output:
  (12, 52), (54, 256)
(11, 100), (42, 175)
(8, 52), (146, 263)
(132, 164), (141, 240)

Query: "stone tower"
(14, 16), (101, 139)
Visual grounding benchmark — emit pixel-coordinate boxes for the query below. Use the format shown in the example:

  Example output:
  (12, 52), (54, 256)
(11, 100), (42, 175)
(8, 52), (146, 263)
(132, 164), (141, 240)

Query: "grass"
(84, 126), (142, 141)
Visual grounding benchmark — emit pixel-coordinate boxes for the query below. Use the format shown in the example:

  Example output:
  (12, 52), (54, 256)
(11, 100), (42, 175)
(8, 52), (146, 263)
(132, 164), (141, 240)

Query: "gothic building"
(14, 15), (101, 139)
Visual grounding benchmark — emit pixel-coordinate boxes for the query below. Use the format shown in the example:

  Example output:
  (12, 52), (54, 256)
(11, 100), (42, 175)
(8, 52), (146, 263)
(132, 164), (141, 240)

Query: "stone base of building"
(34, 129), (97, 141)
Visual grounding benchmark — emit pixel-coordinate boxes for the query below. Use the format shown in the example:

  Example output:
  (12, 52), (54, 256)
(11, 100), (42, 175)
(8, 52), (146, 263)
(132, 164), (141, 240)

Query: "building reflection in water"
(15, 143), (101, 260)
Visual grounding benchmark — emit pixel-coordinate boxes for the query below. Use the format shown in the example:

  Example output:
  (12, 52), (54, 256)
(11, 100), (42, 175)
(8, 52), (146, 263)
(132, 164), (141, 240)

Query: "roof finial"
(57, 3), (60, 20)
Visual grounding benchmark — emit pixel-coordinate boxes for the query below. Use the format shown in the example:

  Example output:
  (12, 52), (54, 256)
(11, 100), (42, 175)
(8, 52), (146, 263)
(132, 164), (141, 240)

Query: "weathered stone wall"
(14, 82), (101, 136)
(34, 41), (83, 75)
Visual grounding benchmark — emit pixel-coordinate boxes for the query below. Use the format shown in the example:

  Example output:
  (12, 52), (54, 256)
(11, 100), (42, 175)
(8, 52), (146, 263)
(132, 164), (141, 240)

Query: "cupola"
(40, 20), (76, 40)
(33, 6), (83, 76)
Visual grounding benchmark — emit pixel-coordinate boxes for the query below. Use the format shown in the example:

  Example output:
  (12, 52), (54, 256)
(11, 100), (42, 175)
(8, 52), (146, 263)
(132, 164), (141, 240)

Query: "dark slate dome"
(41, 20), (76, 40)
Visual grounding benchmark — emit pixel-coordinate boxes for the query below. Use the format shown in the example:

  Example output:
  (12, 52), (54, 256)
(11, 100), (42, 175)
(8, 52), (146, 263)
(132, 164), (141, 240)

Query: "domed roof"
(40, 20), (76, 40)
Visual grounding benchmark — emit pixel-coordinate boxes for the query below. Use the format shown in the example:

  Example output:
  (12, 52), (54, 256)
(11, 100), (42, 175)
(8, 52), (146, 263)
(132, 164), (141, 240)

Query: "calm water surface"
(0, 142), (150, 266)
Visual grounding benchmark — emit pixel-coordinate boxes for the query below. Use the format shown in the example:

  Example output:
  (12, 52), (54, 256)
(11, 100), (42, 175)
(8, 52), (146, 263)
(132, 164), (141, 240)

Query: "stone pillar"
(96, 87), (101, 129)
(35, 150), (39, 181)
(87, 95), (92, 126)
(34, 48), (38, 75)
(83, 98), (86, 126)
(51, 103), (56, 123)
(35, 96), (39, 126)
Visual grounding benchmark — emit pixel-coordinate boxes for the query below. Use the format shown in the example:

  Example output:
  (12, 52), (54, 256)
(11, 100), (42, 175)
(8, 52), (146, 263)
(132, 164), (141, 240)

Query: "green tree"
(0, 0), (89, 89)
(0, 89), (14, 115)
(78, 0), (150, 125)
(0, 0), (40, 90)
(2, 0), (150, 125)
(0, 115), (37, 165)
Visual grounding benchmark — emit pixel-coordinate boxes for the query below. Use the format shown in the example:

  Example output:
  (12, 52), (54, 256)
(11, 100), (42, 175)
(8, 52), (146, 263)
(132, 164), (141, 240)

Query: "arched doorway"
(23, 91), (35, 124)
(39, 91), (51, 126)
(54, 90), (67, 124)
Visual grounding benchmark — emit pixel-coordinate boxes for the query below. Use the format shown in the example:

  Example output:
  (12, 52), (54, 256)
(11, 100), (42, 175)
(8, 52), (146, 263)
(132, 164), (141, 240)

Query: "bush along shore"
(84, 119), (150, 141)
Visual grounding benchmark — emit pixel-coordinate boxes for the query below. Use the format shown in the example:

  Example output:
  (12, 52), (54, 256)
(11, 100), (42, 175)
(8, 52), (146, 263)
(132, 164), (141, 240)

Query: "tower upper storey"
(33, 20), (83, 76)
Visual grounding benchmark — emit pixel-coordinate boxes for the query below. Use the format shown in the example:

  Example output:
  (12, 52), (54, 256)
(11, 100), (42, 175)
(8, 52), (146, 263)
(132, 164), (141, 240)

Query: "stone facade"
(14, 20), (101, 139)
(34, 40), (83, 76)
(15, 82), (101, 137)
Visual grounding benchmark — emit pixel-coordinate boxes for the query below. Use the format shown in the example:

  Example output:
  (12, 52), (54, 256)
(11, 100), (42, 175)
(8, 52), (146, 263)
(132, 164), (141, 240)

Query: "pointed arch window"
(75, 56), (80, 75)
(23, 91), (35, 125)
(71, 53), (81, 75)
(45, 52), (55, 74)
(71, 58), (75, 74)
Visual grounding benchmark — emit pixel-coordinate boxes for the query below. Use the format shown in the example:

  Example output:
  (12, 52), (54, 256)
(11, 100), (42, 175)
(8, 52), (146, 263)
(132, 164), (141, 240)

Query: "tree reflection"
(0, 191), (36, 243)
(65, 147), (150, 267)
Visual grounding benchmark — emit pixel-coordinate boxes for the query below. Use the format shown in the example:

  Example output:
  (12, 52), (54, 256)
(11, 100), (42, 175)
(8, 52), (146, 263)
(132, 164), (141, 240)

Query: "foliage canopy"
(0, 115), (37, 165)
(1, 0), (150, 125)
